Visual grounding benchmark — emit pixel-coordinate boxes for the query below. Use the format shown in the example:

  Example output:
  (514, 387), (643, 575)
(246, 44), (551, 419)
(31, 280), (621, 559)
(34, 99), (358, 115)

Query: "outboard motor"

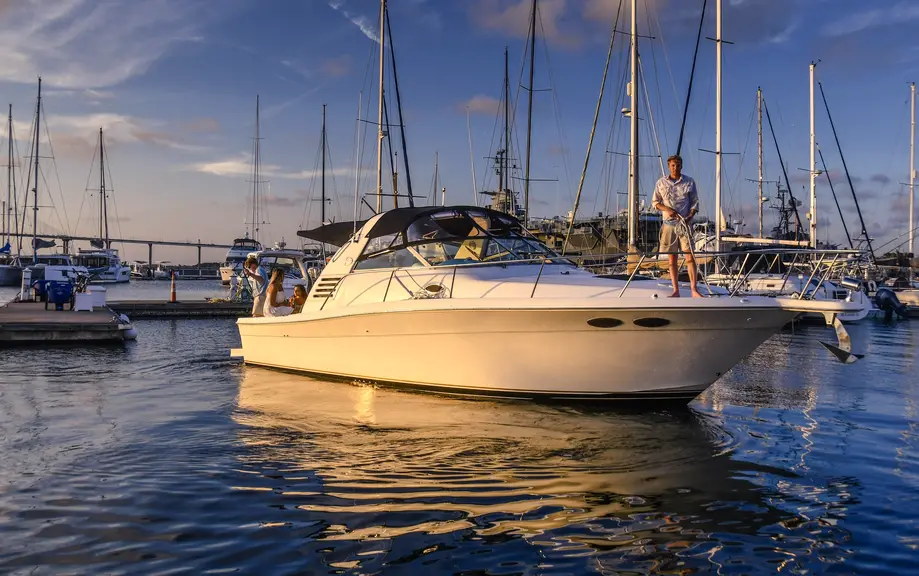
(874, 287), (908, 321)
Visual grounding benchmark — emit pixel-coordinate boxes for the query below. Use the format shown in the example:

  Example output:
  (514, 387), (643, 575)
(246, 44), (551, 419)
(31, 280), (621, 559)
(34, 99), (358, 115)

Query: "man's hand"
(658, 205), (676, 219)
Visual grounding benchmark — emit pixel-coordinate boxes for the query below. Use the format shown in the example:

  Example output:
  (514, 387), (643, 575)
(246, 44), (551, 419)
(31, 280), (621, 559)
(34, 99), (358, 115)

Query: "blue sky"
(0, 0), (917, 263)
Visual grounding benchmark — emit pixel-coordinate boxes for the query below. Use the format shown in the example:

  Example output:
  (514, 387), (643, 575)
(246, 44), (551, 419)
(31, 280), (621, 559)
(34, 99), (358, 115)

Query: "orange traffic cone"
(169, 271), (177, 303)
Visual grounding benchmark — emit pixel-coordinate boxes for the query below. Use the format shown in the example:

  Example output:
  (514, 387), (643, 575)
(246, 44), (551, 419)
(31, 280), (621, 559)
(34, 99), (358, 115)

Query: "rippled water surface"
(1, 318), (917, 574)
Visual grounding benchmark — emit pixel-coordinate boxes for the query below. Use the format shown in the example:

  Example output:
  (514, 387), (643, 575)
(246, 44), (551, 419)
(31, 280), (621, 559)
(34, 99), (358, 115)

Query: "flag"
(32, 237), (56, 250)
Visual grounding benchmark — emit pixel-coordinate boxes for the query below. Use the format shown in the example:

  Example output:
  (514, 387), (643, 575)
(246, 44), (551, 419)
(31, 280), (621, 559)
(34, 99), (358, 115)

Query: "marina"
(0, 0), (918, 573)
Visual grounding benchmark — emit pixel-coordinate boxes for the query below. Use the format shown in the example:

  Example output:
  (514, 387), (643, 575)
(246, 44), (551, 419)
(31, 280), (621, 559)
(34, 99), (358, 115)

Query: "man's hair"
(245, 256), (258, 266)
(667, 154), (682, 164)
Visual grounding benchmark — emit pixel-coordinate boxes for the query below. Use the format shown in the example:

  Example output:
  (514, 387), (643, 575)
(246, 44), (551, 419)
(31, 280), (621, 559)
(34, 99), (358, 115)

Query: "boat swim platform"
(0, 302), (131, 343)
(106, 300), (251, 319)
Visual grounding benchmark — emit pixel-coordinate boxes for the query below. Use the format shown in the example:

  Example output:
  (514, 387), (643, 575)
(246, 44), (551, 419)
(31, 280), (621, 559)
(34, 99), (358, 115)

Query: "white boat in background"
(220, 235), (263, 285)
(73, 247), (130, 283)
(0, 254), (21, 287)
(245, 245), (324, 293)
(20, 253), (88, 283)
(71, 128), (130, 283)
(708, 270), (872, 324)
(233, 206), (861, 403)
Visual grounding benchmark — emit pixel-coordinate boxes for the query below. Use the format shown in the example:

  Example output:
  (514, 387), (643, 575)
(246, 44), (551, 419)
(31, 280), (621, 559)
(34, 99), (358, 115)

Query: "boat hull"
(0, 265), (21, 287)
(236, 304), (798, 401)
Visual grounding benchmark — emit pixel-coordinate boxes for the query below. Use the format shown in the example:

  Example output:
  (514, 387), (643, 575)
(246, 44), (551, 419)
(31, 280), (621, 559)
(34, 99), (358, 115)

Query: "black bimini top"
(296, 205), (521, 247)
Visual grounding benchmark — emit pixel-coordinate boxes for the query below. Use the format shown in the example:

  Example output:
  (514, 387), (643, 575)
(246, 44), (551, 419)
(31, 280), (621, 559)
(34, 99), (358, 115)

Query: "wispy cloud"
(328, 0), (380, 43)
(321, 55), (352, 78)
(821, 1), (919, 37)
(459, 95), (502, 115)
(187, 154), (361, 180)
(470, 0), (575, 47)
(0, 0), (230, 88)
(47, 113), (207, 152)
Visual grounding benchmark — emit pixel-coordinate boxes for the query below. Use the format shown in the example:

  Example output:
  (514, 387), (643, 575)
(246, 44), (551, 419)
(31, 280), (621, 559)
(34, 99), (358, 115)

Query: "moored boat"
(233, 206), (860, 403)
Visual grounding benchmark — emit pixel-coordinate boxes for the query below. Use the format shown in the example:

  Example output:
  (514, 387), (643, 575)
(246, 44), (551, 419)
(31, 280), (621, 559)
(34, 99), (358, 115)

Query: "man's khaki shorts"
(659, 223), (691, 254)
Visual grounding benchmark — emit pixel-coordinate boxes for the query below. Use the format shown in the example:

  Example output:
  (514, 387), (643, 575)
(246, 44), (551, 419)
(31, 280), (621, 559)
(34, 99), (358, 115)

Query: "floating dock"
(107, 300), (250, 319)
(0, 302), (132, 343)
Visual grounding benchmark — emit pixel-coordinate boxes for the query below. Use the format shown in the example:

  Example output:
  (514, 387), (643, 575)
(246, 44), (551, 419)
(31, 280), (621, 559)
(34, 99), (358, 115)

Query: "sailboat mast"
(433, 151), (439, 206)
(627, 0), (639, 249)
(375, 0), (386, 213)
(523, 0), (537, 225)
(99, 127), (110, 246)
(251, 95), (261, 242)
(809, 61), (817, 249)
(4, 105), (11, 246)
(910, 81), (915, 265)
(757, 87), (763, 238)
(321, 103), (327, 225)
(31, 77), (41, 259)
(504, 46), (511, 212)
(714, 0), (722, 251)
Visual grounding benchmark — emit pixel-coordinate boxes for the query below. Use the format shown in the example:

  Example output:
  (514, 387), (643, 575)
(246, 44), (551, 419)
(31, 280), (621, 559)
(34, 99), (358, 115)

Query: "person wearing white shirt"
(651, 154), (702, 298)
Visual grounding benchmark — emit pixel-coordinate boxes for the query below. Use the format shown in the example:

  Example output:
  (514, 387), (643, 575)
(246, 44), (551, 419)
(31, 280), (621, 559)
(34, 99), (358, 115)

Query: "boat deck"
(0, 302), (128, 343)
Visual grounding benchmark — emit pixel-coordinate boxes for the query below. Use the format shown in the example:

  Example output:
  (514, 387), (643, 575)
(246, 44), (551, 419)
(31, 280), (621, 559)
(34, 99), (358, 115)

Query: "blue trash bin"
(45, 281), (75, 311)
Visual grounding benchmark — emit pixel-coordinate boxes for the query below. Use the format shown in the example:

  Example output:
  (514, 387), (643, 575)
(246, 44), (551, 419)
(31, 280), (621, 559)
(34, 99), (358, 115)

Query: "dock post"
(20, 267), (33, 302)
(148, 243), (153, 273)
(197, 241), (202, 266)
(169, 271), (177, 303)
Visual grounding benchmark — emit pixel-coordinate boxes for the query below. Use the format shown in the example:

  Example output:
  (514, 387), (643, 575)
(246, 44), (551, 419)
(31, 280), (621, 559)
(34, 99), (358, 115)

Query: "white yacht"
(708, 271), (872, 324)
(20, 253), (89, 283)
(232, 206), (860, 403)
(72, 248), (131, 283)
(244, 246), (324, 293)
(220, 235), (263, 285)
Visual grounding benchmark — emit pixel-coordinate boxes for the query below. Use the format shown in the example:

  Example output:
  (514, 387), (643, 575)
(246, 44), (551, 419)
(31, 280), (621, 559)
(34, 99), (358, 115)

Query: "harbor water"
(1, 295), (918, 574)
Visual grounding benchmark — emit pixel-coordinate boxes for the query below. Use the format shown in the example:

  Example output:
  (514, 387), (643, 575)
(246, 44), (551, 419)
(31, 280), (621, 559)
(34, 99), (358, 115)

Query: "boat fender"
(119, 313), (138, 340)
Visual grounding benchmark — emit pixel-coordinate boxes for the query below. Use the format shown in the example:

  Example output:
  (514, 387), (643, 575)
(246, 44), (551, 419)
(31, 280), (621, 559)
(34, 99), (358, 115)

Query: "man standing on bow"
(651, 154), (702, 298)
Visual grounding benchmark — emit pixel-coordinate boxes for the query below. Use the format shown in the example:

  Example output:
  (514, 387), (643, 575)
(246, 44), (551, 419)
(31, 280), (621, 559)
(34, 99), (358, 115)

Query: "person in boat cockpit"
(652, 154), (702, 298)
(243, 256), (268, 316)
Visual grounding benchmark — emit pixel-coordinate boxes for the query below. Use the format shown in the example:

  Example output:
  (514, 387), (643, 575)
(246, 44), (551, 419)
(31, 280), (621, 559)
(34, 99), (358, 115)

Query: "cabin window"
(354, 248), (420, 270)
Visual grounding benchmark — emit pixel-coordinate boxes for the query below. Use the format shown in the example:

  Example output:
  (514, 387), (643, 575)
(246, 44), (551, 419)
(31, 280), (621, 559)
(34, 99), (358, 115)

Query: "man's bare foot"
(668, 291), (680, 298)
(691, 290), (703, 298)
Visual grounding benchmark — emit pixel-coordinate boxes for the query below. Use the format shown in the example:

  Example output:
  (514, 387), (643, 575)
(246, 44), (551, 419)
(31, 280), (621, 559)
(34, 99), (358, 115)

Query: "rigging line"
(101, 138), (125, 253)
(637, 53), (665, 179)
(75, 138), (99, 241)
(39, 100), (71, 235)
(299, 131), (323, 229)
(644, 2), (670, 157)
(647, 5), (687, 170)
(564, 0), (622, 253)
(351, 91), (362, 226)
(817, 144), (854, 249)
(763, 97), (804, 238)
(818, 80), (875, 262)
(676, 0), (707, 157)
(325, 140), (343, 222)
(386, 6), (413, 206)
(538, 14), (576, 211)
(722, 100), (754, 221)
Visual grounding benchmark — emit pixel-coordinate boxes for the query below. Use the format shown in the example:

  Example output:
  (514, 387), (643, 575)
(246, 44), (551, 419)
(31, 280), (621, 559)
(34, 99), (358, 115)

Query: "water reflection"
(232, 368), (856, 574)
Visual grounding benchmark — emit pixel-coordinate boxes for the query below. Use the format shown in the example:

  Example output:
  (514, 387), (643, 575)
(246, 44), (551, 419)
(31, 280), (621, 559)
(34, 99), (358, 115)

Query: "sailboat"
(220, 96), (265, 285)
(230, 0), (861, 403)
(71, 128), (130, 283)
(18, 77), (88, 285)
(892, 81), (919, 308)
(0, 105), (22, 287)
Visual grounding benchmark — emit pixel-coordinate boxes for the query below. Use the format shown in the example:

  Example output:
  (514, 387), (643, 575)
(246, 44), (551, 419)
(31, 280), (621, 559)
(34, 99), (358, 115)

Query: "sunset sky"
(1, 0), (916, 263)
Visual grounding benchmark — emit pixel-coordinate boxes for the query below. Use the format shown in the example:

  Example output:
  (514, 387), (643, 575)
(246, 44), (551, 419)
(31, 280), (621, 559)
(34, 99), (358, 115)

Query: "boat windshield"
(354, 208), (568, 271)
